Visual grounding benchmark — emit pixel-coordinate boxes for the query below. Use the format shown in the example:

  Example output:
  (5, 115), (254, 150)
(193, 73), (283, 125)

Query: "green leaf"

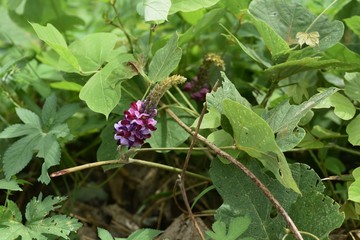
(79, 54), (136, 118)
(207, 72), (251, 114)
(143, 0), (171, 22)
(191, 108), (220, 129)
(98, 227), (114, 240)
(148, 34), (182, 82)
(246, 11), (290, 58)
(126, 228), (163, 240)
(0, 195), (81, 240)
(35, 134), (61, 184)
(207, 130), (239, 164)
(97, 122), (120, 161)
(25, 195), (66, 222)
(30, 23), (80, 71)
(311, 125), (342, 140)
(0, 179), (22, 191)
(54, 103), (80, 124)
(69, 32), (118, 73)
(147, 108), (194, 148)
(349, 167), (360, 203)
(169, 0), (220, 14)
(16, 108), (42, 129)
(206, 216), (253, 240)
(264, 57), (340, 80)
(347, 114), (360, 146)
(344, 16), (360, 37)
(28, 215), (82, 239)
(220, 24), (271, 68)
(0, 124), (40, 139)
(249, 0), (344, 50)
(210, 160), (344, 239)
(179, 8), (224, 45)
(41, 94), (57, 127)
(3, 134), (41, 180)
(314, 91), (356, 120)
(222, 99), (299, 193)
(344, 72), (360, 102)
(263, 87), (338, 151)
(50, 81), (82, 92)
(324, 43), (360, 72)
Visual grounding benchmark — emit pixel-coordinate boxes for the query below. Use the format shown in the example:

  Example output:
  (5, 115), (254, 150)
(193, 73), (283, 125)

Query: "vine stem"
(50, 158), (210, 182)
(305, 0), (338, 33)
(164, 107), (304, 240)
(177, 85), (213, 240)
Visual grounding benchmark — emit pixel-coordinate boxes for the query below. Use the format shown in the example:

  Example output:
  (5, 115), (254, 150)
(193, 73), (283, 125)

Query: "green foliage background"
(1, 0), (360, 239)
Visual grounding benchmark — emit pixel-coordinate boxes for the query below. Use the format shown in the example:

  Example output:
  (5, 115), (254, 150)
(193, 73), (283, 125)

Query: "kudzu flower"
(183, 53), (225, 101)
(115, 75), (186, 148)
(114, 100), (157, 148)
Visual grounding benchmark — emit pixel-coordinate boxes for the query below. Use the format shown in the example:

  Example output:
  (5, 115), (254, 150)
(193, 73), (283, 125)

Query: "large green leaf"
(249, 0), (344, 50)
(210, 159), (344, 239)
(148, 34), (182, 82)
(263, 87), (338, 151)
(347, 114), (360, 146)
(79, 54), (136, 118)
(69, 33), (118, 73)
(169, 0), (220, 14)
(246, 11), (290, 58)
(30, 23), (80, 71)
(222, 99), (299, 193)
(137, 0), (171, 23)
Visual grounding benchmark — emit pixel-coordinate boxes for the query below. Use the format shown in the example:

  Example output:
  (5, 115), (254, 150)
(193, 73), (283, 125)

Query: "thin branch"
(164, 107), (304, 240)
(178, 99), (209, 240)
(50, 158), (210, 182)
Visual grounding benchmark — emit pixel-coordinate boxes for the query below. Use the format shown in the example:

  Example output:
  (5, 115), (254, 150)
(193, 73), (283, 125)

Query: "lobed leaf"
(222, 99), (300, 193)
(263, 87), (338, 150)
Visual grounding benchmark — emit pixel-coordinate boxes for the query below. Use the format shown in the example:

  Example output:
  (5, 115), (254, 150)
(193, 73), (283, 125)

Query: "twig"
(50, 158), (210, 181)
(177, 98), (210, 240)
(164, 107), (304, 240)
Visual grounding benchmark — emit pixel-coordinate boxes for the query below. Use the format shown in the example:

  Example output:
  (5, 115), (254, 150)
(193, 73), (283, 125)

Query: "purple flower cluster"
(183, 76), (210, 101)
(114, 100), (157, 148)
